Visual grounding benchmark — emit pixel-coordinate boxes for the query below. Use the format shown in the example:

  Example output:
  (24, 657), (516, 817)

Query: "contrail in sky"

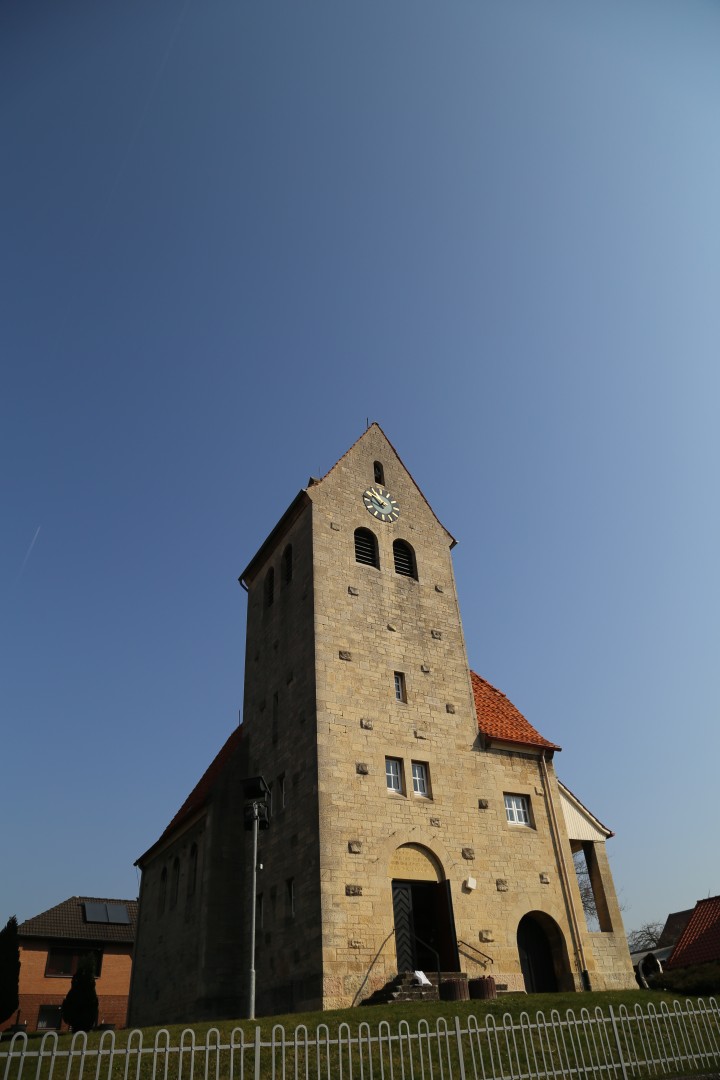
(19, 527), (41, 577)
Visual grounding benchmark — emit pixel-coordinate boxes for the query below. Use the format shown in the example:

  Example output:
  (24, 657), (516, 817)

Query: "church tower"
(130, 424), (634, 1025)
(239, 423), (485, 1011)
(238, 423), (633, 1012)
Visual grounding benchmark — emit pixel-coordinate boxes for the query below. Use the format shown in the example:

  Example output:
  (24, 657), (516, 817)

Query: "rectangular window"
(504, 794), (531, 825)
(394, 671), (407, 702)
(385, 757), (403, 793)
(286, 878), (295, 917)
(411, 761), (430, 797)
(279, 773), (286, 809)
(46, 949), (103, 978)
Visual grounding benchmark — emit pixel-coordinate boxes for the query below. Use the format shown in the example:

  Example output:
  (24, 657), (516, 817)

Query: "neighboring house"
(665, 895), (720, 972)
(1, 897), (138, 1033)
(130, 424), (635, 1025)
(656, 908), (694, 951)
(629, 908), (695, 986)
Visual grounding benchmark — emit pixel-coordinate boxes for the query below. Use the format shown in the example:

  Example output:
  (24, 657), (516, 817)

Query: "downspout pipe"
(540, 750), (590, 989)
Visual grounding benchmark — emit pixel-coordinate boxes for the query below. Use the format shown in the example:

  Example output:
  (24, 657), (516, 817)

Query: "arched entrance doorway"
(389, 844), (460, 974)
(517, 912), (569, 992)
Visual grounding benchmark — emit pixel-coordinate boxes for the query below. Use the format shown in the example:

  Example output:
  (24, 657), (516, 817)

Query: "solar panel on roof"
(84, 902), (109, 923)
(83, 901), (130, 924)
(106, 903), (130, 924)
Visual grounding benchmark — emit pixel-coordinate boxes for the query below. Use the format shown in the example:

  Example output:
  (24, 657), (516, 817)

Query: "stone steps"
(362, 971), (467, 1006)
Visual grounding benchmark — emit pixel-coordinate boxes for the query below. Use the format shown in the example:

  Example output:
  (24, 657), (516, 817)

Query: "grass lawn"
(0, 988), (698, 1047)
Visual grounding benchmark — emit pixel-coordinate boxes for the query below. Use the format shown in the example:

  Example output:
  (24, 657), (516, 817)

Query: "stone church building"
(129, 425), (635, 1024)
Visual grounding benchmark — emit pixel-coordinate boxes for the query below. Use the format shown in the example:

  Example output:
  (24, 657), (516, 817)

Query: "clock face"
(363, 485), (400, 523)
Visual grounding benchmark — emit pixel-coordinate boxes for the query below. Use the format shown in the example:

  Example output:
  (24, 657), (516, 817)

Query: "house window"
(393, 539), (417, 579)
(354, 527), (379, 568)
(504, 794), (531, 825)
(264, 567), (275, 607)
(394, 671), (407, 702)
(286, 878), (295, 917)
(411, 761), (430, 797)
(36, 1005), (62, 1030)
(46, 949), (102, 978)
(374, 461), (385, 485)
(385, 757), (403, 793)
(282, 545), (293, 586)
(159, 867), (167, 916)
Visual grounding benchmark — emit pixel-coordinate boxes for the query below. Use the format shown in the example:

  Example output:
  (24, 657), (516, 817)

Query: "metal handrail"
(408, 930), (441, 989)
(457, 937), (494, 968)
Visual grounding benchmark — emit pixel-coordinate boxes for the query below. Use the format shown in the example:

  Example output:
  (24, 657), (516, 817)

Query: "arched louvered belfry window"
(281, 544), (293, 586)
(393, 538), (417, 579)
(374, 461), (385, 485)
(354, 527), (379, 568)
(264, 567), (275, 607)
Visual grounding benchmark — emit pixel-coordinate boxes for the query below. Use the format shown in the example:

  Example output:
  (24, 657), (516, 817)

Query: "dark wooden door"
(392, 883), (416, 971)
(517, 915), (558, 992)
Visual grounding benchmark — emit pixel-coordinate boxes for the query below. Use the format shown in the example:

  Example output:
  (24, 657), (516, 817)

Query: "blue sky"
(2, 0), (719, 939)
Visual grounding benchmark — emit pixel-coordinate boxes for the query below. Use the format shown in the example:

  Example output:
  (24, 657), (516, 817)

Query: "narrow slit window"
(188, 843), (198, 898)
(281, 545), (293, 586)
(393, 539), (417, 579)
(159, 868), (167, 916)
(286, 878), (295, 917)
(354, 527), (379, 568)
(170, 858), (180, 908)
(264, 567), (275, 608)
(394, 671), (407, 702)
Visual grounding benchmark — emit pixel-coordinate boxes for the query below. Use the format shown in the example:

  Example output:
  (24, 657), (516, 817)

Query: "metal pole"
(249, 802), (258, 1020)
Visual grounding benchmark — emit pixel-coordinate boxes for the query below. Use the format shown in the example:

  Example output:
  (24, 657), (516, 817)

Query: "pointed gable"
(315, 423), (457, 546)
(558, 781), (613, 840)
(471, 671), (561, 751)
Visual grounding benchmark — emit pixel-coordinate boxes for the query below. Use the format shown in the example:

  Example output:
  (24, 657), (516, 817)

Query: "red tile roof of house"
(471, 671), (561, 751)
(666, 896), (720, 970)
(136, 724), (243, 866)
(19, 897), (138, 944)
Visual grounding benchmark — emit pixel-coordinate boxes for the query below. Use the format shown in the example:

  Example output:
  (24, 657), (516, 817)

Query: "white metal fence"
(2, 999), (719, 1080)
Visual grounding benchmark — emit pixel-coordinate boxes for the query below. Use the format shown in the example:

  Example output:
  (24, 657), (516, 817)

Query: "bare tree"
(572, 850), (598, 931)
(627, 921), (664, 953)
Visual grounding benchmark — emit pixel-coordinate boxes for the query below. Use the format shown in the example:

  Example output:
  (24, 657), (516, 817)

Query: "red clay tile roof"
(19, 897), (137, 944)
(471, 671), (561, 751)
(136, 724), (243, 866)
(666, 896), (720, 970)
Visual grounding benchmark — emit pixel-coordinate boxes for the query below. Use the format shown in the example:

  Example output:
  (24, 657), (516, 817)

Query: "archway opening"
(389, 844), (460, 974)
(517, 912), (570, 993)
